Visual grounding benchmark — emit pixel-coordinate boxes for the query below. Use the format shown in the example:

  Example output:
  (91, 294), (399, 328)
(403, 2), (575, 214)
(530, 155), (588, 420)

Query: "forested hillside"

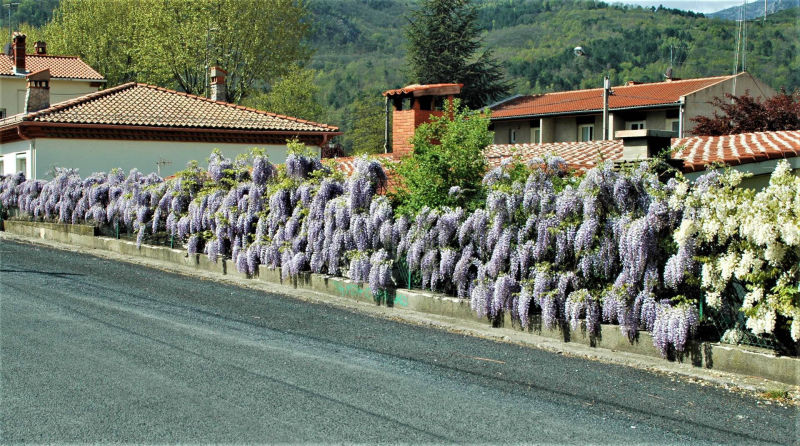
(308, 0), (798, 150)
(4, 0), (799, 152)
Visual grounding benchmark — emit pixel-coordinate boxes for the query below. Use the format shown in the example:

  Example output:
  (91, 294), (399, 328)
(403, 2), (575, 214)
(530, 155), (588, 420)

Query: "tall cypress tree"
(405, 0), (510, 109)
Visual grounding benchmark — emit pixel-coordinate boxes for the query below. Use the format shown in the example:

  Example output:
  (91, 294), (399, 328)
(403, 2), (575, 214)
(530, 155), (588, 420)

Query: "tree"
(244, 64), (325, 122)
(44, 0), (311, 103)
(392, 99), (492, 214)
(405, 0), (510, 109)
(347, 93), (387, 155)
(691, 91), (800, 136)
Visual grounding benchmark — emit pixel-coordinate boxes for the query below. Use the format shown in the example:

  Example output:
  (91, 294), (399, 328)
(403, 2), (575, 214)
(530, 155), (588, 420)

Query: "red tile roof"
(1, 82), (338, 133)
(491, 75), (735, 119)
(485, 130), (800, 173)
(1, 54), (104, 80)
(329, 153), (400, 191)
(673, 130), (800, 172)
(331, 153), (396, 175)
(485, 140), (622, 171)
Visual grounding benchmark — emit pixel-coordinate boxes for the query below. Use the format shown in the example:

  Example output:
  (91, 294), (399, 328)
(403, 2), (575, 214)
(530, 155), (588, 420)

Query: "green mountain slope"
(7, 0), (799, 153)
(308, 0), (799, 150)
(709, 0), (800, 20)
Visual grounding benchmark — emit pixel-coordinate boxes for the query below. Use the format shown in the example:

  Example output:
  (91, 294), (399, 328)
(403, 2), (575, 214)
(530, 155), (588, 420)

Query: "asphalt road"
(0, 239), (796, 444)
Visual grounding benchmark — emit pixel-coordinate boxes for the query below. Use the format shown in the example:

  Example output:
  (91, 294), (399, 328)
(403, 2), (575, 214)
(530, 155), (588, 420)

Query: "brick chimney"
(209, 66), (227, 102)
(25, 69), (50, 113)
(382, 83), (462, 157)
(34, 41), (46, 55)
(12, 33), (26, 74)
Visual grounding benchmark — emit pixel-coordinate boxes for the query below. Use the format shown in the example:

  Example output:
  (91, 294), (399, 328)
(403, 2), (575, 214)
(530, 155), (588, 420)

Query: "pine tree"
(405, 0), (510, 109)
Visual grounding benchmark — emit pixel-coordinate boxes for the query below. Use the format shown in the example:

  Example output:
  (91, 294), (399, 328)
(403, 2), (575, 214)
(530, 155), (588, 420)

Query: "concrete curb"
(3, 219), (799, 388)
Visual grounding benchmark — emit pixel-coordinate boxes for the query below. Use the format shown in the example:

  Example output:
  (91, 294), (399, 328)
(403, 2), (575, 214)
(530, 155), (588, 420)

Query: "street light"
(574, 46), (612, 140)
(4, 3), (20, 44)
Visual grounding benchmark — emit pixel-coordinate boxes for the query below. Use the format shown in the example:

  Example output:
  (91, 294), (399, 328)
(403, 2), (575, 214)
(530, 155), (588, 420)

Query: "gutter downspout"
(384, 95), (390, 154)
(602, 76), (610, 140)
(678, 97), (685, 138)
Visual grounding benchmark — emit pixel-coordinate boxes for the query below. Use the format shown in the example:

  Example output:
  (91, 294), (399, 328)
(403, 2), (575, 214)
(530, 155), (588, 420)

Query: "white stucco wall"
(0, 77), (101, 117)
(0, 139), (32, 177)
(0, 138), (306, 179)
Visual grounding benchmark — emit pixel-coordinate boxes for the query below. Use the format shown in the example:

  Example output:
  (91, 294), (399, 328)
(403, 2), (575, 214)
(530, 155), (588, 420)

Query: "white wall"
(0, 77), (100, 116)
(0, 139), (32, 177)
(5, 138), (303, 179)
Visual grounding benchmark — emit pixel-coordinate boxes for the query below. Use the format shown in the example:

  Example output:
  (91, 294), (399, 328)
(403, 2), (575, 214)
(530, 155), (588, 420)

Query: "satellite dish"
(573, 46), (587, 57)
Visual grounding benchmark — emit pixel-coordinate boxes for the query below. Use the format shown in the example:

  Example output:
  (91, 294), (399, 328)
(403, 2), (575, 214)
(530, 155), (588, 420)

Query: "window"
(509, 128), (517, 144)
(627, 120), (646, 130)
(532, 127), (541, 144)
(0, 108), (5, 119)
(578, 124), (594, 142)
(666, 118), (680, 133)
(16, 154), (27, 175)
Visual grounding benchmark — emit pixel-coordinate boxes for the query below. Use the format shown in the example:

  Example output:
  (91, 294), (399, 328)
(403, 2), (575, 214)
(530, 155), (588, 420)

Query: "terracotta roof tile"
(330, 153), (400, 191)
(672, 130), (800, 172)
(7, 82), (338, 132)
(485, 140), (623, 171)
(485, 130), (800, 173)
(0, 54), (104, 80)
(491, 75), (734, 119)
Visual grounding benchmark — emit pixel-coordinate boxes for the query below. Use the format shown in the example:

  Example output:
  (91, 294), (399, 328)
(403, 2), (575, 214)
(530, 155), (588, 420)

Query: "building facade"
(1, 33), (105, 118)
(490, 72), (776, 145)
(0, 78), (340, 179)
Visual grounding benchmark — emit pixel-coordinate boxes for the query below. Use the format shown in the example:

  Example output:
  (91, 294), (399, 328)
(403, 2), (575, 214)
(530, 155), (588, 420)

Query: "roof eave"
(1, 121), (341, 145)
(490, 102), (681, 121)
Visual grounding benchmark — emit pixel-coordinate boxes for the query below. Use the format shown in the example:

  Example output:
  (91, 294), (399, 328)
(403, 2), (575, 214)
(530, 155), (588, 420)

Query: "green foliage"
(392, 100), (492, 214)
(243, 64), (325, 122)
(348, 93), (388, 155)
(11, 0), (800, 140)
(43, 0), (311, 103)
(1, 0), (59, 29)
(405, 0), (511, 109)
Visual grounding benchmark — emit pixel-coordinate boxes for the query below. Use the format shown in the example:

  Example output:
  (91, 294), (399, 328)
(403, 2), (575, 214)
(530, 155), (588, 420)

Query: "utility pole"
(383, 96), (390, 153)
(602, 76), (611, 140)
(4, 2), (20, 44)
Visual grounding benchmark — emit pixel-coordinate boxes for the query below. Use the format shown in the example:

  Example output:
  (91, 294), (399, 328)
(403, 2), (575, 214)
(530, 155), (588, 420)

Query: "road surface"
(1, 239), (796, 444)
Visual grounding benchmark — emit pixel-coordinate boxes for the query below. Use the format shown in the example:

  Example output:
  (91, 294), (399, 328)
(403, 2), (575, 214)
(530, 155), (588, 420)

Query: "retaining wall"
(4, 219), (798, 386)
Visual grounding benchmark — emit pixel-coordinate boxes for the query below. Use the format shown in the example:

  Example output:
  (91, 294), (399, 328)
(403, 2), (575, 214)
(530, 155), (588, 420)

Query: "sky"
(617, 1), (751, 13)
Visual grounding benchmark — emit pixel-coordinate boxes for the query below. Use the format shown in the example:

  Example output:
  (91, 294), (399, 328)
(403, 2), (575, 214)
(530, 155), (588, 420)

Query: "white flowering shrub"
(666, 161), (800, 345)
(3, 146), (796, 357)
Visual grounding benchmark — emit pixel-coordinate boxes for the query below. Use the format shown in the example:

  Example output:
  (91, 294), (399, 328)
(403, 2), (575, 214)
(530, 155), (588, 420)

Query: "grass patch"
(762, 389), (790, 401)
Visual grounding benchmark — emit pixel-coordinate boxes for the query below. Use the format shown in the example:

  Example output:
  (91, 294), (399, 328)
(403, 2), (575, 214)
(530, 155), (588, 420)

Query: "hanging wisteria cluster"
(5, 148), (795, 356)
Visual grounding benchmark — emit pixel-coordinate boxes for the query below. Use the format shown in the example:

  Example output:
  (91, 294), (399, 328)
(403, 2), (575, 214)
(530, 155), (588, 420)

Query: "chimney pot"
(34, 41), (46, 55)
(12, 33), (26, 74)
(209, 66), (227, 102)
(25, 69), (51, 113)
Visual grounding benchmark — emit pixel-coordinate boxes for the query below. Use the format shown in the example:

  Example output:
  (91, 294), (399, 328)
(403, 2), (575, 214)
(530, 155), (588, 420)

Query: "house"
(489, 72), (776, 145)
(1, 33), (105, 118)
(486, 129), (800, 188)
(0, 68), (340, 179)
